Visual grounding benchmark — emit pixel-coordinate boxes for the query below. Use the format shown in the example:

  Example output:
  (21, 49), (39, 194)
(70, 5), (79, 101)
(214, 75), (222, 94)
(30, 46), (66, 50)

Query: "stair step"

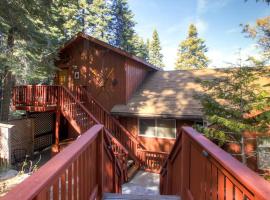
(127, 163), (140, 181)
(103, 193), (181, 200)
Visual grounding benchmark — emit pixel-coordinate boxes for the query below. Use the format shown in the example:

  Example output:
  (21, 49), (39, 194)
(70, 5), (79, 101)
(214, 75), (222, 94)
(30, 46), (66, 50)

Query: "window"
(139, 119), (156, 137)
(139, 118), (176, 139)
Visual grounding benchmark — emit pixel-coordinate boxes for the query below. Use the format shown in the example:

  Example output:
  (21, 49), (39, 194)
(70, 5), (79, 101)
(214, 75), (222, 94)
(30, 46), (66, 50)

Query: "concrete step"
(103, 193), (181, 200)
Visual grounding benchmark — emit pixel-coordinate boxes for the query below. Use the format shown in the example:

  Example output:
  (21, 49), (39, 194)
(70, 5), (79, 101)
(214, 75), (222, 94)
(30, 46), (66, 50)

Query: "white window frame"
(138, 118), (176, 139)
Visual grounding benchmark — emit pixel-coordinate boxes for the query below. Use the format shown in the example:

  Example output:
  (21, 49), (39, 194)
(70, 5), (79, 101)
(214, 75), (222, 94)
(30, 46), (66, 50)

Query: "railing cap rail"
(1, 125), (104, 200)
(182, 126), (270, 199)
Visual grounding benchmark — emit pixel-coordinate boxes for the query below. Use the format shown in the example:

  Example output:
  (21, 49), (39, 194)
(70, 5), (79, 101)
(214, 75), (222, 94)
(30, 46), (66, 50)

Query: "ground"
(122, 171), (160, 195)
(0, 148), (52, 197)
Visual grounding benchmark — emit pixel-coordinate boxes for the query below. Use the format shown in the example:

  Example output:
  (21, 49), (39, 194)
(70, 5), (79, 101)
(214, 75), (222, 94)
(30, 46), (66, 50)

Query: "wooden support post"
(53, 109), (61, 154)
(97, 128), (104, 199)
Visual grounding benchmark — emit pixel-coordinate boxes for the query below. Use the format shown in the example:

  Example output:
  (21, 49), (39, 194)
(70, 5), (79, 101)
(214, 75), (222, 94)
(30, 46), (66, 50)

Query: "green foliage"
(110, 0), (136, 51)
(194, 124), (228, 146)
(175, 24), (209, 69)
(0, 0), (66, 84)
(242, 16), (270, 63)
(130, 34), (149, 60)
(197, 59), (270, 142)
(87, 0), (112, 42)
(148, 29), (164, 67)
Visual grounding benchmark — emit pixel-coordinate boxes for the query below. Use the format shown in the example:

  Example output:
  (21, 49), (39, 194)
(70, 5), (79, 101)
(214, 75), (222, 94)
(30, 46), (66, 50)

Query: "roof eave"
(110, 111), (203, 120)
(58, 32), (161, 71)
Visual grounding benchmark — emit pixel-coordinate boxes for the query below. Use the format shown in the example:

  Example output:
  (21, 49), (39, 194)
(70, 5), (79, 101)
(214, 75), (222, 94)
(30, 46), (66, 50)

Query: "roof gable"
(59, 32), (161, 71)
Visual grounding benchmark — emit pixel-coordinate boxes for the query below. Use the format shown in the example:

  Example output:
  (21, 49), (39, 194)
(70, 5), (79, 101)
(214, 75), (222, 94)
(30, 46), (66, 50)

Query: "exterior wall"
(57, 38), (153, 111)
(0, 119), (35, 167)
(57, 39), (127, 110)
(125, 59), (150, 101)
(120, 116), (194, 153)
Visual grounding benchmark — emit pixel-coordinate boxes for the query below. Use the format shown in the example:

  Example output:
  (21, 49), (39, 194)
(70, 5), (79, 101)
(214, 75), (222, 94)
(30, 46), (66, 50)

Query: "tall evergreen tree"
(175, 24), (209, 69)
(110, 0), (136, 51)
(0, 0), (72, 121)
(242, 16), (270, 63)
(87, 0), (112, 42)
(148, 29), (164, 67)
(131, 34), (148, 60)
(196, 56), (270, 164)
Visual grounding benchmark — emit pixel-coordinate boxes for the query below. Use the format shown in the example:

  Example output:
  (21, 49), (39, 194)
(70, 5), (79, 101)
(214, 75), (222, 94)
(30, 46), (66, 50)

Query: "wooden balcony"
(12, 85), (58, 112)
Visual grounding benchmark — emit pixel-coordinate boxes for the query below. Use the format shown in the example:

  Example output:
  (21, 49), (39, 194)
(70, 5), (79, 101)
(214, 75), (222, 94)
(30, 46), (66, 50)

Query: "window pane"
(156, 119), (176, 138)
(139, 119), (155, 137)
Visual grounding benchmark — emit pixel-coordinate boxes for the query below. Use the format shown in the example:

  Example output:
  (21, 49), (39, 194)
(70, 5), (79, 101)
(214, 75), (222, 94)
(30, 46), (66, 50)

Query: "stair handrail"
(59, 85), (133, 178)
(80, 86), (147, 150)
(60, 86), (131, 156)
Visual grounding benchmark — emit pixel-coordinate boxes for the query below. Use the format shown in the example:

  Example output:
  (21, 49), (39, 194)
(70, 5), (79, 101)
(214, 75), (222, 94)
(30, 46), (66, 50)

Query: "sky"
(128, 0), (270, 70)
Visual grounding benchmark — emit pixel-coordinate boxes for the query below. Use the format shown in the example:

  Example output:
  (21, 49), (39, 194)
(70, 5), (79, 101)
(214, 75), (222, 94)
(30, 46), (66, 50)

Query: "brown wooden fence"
(2, 125), (122, 200)
(160, 127), (270, 200)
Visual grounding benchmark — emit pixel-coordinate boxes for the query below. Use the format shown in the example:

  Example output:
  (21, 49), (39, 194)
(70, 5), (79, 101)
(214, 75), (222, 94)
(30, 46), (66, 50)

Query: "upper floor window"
(139, 118), (176, 139)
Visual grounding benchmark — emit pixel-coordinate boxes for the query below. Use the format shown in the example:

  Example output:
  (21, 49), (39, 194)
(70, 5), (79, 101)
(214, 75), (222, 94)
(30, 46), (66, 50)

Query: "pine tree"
(175, 24), (209, 69)
(196, 55), (270, 164)
(148, 29), (164, 67)
(110, 0), (136, 51)
(131, 34), (148, 60)
(242, 16), (270, 63)
(0, 0), (70, 121)
(87, 0), (112, 42)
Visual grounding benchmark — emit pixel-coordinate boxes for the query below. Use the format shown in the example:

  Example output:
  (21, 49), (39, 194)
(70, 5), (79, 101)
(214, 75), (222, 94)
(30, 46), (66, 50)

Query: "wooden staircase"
(12, 85), (168, 178)
(59, 86), (145, 180)
(103, 193), (181, 200)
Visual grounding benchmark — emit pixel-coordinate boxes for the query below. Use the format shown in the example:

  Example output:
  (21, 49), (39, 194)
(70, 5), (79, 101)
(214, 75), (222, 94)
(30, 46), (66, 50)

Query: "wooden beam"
(54, 109), (61, 153)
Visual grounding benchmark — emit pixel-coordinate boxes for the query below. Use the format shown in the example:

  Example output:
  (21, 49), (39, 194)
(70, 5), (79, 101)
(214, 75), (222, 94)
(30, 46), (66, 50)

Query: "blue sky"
(128, 0), (270, 70)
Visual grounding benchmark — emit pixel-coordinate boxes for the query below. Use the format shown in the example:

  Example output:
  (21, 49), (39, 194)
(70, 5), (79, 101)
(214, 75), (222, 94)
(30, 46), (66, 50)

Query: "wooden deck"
(6, 85), (270, 200)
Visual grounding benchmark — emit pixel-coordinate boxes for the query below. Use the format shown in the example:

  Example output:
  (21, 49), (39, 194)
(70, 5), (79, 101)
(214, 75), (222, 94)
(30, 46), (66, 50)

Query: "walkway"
(122, 171), (160, 195)
(104, 171), (180, 199)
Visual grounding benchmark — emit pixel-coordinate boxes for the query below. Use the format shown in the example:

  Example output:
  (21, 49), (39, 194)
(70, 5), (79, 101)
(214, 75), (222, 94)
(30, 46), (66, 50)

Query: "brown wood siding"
(57, 38), (126, 110)
(125, 59), (149, 101)
(120, 116), (194, 153)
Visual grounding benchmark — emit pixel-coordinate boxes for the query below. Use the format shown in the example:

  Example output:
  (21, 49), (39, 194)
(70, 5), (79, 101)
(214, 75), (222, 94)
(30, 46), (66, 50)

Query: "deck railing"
(160, 127), (270, 200)
(137, 149), (168, 173)
(13, 85), (58, 110)
(79, 87), (146, 160)
(2, 125), (122, 200)
(12, 85), (170, 174)
(58, 86), (129, 181)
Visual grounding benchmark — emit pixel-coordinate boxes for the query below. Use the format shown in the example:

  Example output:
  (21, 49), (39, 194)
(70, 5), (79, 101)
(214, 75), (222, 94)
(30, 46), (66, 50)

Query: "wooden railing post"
(180, 131), (191, 200)
(97, 128), (104, 199)
(53, 108), (61, 153)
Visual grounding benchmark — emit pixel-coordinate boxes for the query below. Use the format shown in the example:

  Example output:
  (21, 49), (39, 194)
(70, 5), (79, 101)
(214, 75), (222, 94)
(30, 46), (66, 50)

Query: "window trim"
(138, 118), (176, 139)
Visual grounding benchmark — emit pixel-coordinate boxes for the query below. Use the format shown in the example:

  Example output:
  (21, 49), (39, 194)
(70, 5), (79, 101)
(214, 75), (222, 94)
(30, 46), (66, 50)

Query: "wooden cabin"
(54, 33), (208, 153)
(8, 32), (270, 200)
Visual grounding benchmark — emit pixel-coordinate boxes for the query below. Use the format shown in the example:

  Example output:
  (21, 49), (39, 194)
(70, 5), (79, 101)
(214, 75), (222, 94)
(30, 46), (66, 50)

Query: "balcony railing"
(13, 85), (58, 111)
(2, 125), (122, 200)
(160, 127), (270, 200)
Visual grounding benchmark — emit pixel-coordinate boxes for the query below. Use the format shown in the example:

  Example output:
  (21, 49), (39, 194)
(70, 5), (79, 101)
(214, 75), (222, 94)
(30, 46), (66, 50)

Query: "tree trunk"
(0, 71), (14, 121)
(0, 28), (15, 122)
(241, 135), (247, 165)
